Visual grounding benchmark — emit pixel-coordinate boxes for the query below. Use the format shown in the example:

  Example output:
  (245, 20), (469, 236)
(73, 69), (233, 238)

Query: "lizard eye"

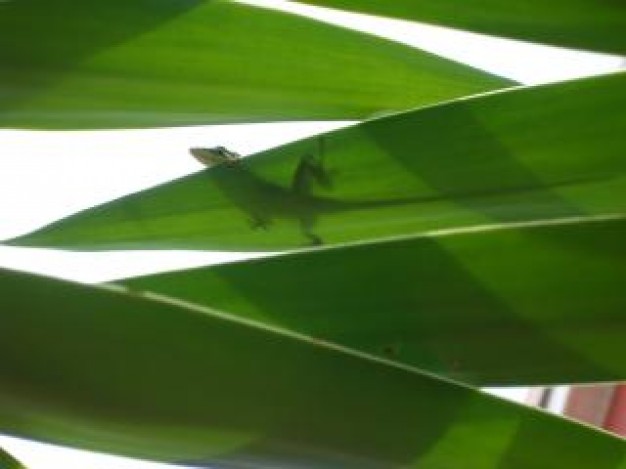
(211, 146), (227, 156)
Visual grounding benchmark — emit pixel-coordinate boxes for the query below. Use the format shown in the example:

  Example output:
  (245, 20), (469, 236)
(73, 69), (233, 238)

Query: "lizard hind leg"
(305, 232), (323, 246)
(300, 215), (323, 246)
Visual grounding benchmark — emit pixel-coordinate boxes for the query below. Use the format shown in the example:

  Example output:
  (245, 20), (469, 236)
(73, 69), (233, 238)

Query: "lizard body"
(190, 144), (331, 244)
(189, 143), (435, 246)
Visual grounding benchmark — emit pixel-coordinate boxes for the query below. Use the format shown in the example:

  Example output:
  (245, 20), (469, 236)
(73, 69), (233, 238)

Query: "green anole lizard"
(190, 144), (331, 245)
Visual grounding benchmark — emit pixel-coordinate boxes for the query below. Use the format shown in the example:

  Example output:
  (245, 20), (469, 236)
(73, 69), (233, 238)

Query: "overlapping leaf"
(7, 72), (625, 251)
(300, 0), (626, 54)
(0, 0), (511, 129)
(1, 268), (624, 467)
(119, 215), (626, 387)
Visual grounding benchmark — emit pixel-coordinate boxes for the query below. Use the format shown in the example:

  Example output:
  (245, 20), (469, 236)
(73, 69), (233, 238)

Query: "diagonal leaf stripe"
(119, 215), (626, 387)
(7, 72), (625, 251)
(300, 0), (626, 55)
(0, 268), (624, 467)
(0, 0), (511, 130)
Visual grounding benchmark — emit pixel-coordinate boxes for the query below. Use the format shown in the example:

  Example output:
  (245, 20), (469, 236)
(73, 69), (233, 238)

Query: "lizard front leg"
(249, 214), (272, 231)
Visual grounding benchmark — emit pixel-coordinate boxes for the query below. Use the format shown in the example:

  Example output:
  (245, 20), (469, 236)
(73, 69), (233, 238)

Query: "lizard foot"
(305, 233), (323, 246)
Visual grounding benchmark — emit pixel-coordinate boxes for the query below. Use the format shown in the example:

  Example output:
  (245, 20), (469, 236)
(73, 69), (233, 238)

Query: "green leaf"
(300, 0), (626, 55)
(0, 0), (512, 130)
(118, 215), (626, 387)
(8, 72), (625, 251)
(1, 268), (624, 467)
(0, 446), (25, 469)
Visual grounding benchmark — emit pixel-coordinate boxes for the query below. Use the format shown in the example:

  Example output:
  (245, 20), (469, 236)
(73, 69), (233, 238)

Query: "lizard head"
(190, 146), (240, 167)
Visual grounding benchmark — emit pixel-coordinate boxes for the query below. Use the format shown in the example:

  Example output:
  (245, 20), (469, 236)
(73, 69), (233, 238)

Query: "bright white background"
(0, 0), (623, 467)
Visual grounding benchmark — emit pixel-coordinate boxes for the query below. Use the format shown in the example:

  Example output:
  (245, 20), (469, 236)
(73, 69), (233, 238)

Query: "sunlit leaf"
(7, 72), (625, 251)
(1, 268), (624, 467)
(0, 0), (512, 129)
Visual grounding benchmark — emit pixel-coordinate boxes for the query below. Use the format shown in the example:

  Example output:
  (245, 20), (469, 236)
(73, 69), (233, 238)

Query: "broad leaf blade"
(8, 72), (625, 250)
(300, 0), (626, 55)
(0, 268), (624, 467)
(0, 0), (512, 129)
(119, 215), (626, 387)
